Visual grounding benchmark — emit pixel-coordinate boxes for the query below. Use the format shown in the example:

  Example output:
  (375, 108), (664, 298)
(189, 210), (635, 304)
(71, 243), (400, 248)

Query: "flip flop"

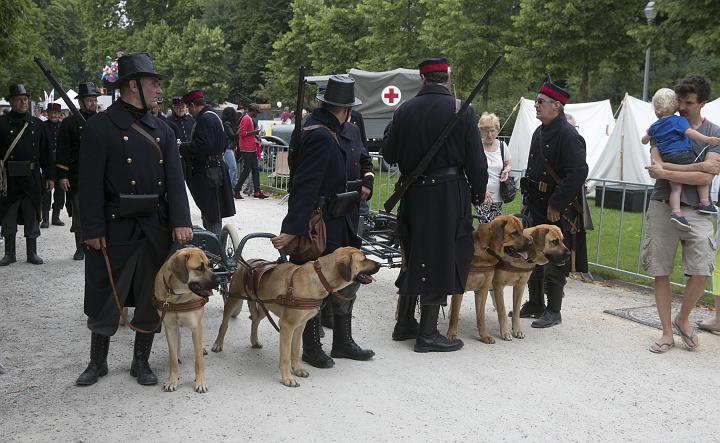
(696, 320), (720, 333)
(673, 317), (699, 350)
(649, 341), (675, 354)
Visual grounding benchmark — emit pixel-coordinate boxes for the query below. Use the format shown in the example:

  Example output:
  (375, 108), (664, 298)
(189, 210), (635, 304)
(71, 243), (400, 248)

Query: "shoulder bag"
(498, 141), (517, 203)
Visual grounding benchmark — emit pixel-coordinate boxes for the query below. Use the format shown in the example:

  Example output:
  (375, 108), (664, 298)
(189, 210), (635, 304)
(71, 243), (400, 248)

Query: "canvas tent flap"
(507, 98), (615, 176)
(589, 94), (654, 185)
(347, 68), (421, 118)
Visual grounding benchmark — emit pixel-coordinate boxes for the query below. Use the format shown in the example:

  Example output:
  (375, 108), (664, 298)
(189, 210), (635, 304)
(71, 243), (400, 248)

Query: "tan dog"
(154, 247), (219, 393)
(447, 215), (532, 343)
(491, 224), (570, 341)
(212, 247), (380, 387)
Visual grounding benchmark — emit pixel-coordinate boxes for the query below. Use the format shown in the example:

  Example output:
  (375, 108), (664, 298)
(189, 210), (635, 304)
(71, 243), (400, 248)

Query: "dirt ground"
(1, 194), (719, 442)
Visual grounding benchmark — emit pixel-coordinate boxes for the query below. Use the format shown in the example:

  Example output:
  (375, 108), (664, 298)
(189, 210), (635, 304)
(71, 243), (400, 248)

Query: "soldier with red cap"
(383, 57), (488, 353)
(516, 77), (589, 328)
(180, 89), (235, 234)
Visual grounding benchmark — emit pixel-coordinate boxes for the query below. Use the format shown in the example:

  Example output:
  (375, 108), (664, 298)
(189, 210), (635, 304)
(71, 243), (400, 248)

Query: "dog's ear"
(488, 218), (506, 256)
(170, 251), (190, 284)
(531, 227), (547, 251)
(336, 254), (353, 282)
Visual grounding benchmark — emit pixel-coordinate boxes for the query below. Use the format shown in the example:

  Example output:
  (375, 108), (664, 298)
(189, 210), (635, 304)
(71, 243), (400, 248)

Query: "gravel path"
(1, 194), (718, 442)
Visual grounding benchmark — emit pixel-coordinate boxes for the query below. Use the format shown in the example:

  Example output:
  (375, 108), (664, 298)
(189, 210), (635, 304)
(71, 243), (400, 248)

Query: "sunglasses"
(535, 98), (556, 105)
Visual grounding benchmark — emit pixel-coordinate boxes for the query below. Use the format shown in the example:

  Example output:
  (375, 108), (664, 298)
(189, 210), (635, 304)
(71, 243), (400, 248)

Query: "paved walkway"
(1, 194), (718, 441)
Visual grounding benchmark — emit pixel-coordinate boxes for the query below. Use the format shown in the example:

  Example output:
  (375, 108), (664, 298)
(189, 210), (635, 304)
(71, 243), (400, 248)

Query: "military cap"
(182, 90), (204, 103)
(46, 103), (61, 113)
(8, 84), (30, 98)
(418, 57), (449, 75)
(114, 52), (165, 83)
(538, 75), (570, 105)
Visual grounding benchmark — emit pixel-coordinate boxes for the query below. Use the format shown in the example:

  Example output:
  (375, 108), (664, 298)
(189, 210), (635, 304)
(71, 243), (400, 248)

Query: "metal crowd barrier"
(259, 147), (713, 295)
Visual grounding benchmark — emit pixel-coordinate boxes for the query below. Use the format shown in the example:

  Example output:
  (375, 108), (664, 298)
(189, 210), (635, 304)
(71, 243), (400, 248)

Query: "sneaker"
(253, 191), (269, 199)
(669, 214), (692, 231)
(697, 203), (718, 215)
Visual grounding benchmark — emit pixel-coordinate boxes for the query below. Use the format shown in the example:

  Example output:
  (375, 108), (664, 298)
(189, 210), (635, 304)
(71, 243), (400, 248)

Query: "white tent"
(507, 98), (615, 174)
(702, 96), (720, 125)
(589, 94), (655, 185)
(53, 89), (78, 109)
(0, 98), (9, 106)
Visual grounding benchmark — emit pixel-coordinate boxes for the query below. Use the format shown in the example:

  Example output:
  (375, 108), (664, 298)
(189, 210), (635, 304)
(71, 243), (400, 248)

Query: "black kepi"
(77, 82), (100, 97)
(114, 52), (165, 84)
(46, 103), (61, 112)
(316, 75), (361, 107)
(7, 84), (30, 98)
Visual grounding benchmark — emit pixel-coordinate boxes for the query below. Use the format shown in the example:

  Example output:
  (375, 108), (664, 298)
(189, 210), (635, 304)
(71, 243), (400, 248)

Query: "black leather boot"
(414, 304), (464, 353)
(26, 238), (43, 265)
(51, 209), (65, 226)
(73, 232), (85, 260)
(0, 236), (16, 266)
(76, 333), (110, 386)
(392, 295), (419, 341)
(531, 309), (562, 328)
(510, 279), (546, 318)
(320, 303), (334, 329)
(40, 212), (50, 229)
(330, 313), (374, 360)
(130, 332), (158, 385)
(532, 282), (563, 328)
(301, 316), (334, 368)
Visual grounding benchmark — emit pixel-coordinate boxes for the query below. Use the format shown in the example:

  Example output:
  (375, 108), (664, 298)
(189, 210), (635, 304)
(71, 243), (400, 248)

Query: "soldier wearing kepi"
(0, 84), (54, 266)
(75, 53), (193, 387)
(57, 82), (100, 260)
(167, 96), (194, 142)
(517, 78), (588, 328)
(180, 89), (236, 235)
(272, 76), (375, 368)
(382, 57), (488, 353)
(41, 102), (65, 228)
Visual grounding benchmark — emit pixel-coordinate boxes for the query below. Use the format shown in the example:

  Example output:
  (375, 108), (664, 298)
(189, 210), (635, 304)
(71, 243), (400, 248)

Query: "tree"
(124, 0), (201, 30)
(507, 0), (641, 101)
(45, 0), (89, 87)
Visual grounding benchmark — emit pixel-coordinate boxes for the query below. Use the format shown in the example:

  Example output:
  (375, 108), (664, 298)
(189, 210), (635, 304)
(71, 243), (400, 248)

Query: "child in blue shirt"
(642, 88), (720, 230)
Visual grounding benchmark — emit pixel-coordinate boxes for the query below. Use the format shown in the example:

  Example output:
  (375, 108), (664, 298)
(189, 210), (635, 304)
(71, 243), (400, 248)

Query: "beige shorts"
(640, 200), (716, 276)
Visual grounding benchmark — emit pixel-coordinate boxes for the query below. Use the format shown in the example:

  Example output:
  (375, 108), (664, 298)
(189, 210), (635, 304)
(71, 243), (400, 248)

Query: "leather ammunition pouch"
(320, 191), (360, 217)
(6, 161), (35, 177)
(105, 194), (159, 220)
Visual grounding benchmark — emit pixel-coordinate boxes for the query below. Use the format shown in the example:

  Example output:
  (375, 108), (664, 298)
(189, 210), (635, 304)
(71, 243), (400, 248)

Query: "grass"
(259, 159), (714, 300)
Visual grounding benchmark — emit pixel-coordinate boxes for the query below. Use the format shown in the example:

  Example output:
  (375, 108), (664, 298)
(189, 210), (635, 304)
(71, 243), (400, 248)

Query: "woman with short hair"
(476, 112), (511, 222)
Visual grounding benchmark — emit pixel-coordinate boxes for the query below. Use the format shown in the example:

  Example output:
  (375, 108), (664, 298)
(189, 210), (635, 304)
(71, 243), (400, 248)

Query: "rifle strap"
(303, 124), (339, 144)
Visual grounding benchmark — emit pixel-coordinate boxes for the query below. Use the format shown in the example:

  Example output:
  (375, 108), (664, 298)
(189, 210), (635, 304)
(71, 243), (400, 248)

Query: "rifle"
(383, 54), (503, 213)
(287, 65), (306, 191)
(34, 57), (86, 124)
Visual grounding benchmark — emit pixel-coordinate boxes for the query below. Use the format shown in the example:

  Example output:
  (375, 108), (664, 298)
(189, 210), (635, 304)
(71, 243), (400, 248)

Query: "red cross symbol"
(384, 88), (399, 104)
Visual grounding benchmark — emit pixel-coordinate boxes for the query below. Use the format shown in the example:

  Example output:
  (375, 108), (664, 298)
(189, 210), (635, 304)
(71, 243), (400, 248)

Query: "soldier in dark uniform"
(75, 53), (193, 387)
(517, 79), (588, 328)
(382, 57), (488, 353)
(41, 102), (65, 228)
(0, 84), (54, 266)
(180, 89), (236, 235)
(167, 96), (194, 142)
(272, 75), (374, 368)
(57, 82), (100, 261)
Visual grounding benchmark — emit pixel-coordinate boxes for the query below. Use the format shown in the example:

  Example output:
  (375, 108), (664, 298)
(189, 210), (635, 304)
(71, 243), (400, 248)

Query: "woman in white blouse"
(476, 112), (511, 222)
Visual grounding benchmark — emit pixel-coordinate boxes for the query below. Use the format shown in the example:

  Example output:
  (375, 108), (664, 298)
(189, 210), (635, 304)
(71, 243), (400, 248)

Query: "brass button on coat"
(130, 180), (136, 186)
(127, 158), (132, 164)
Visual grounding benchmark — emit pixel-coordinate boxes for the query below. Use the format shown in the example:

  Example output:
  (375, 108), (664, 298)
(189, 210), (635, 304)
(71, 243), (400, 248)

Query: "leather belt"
(423, 166), (462, 178)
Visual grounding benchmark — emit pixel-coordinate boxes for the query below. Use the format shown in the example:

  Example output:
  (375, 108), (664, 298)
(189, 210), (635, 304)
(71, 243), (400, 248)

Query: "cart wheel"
(220, 224), (241, 263)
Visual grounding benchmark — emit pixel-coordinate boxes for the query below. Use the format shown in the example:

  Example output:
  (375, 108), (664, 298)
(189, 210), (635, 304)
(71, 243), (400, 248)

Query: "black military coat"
(382, 83), (488, 297)
(43, 120), (60, 157)
(339, 119), (373, 239)
(282, 107), (354, 257)
(0, 111), (53, 222)
(57, 110), (96, 195)
(179, 106), (235, 223)
(79, 100), (192, 317)
(349, 110), (368, 149)
(523, 112), (588, 273)
(167, 113), (194, 143)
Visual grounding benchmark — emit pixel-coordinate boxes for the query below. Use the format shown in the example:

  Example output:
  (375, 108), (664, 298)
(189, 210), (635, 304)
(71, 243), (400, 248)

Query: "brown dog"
(491, 224), (570, 341)
(212, 247), (380, 387)
(154, 247), (219, 393)
(447, 215), (532, 343)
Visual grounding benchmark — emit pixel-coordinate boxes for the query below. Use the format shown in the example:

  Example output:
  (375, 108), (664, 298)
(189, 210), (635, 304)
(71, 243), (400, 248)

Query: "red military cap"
(538, 76), (570, 105)
(182, 90), (204, 103)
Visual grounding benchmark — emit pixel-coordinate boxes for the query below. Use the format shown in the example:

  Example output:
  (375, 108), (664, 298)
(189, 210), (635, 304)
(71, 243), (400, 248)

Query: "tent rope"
(499, 97), (522, 134)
